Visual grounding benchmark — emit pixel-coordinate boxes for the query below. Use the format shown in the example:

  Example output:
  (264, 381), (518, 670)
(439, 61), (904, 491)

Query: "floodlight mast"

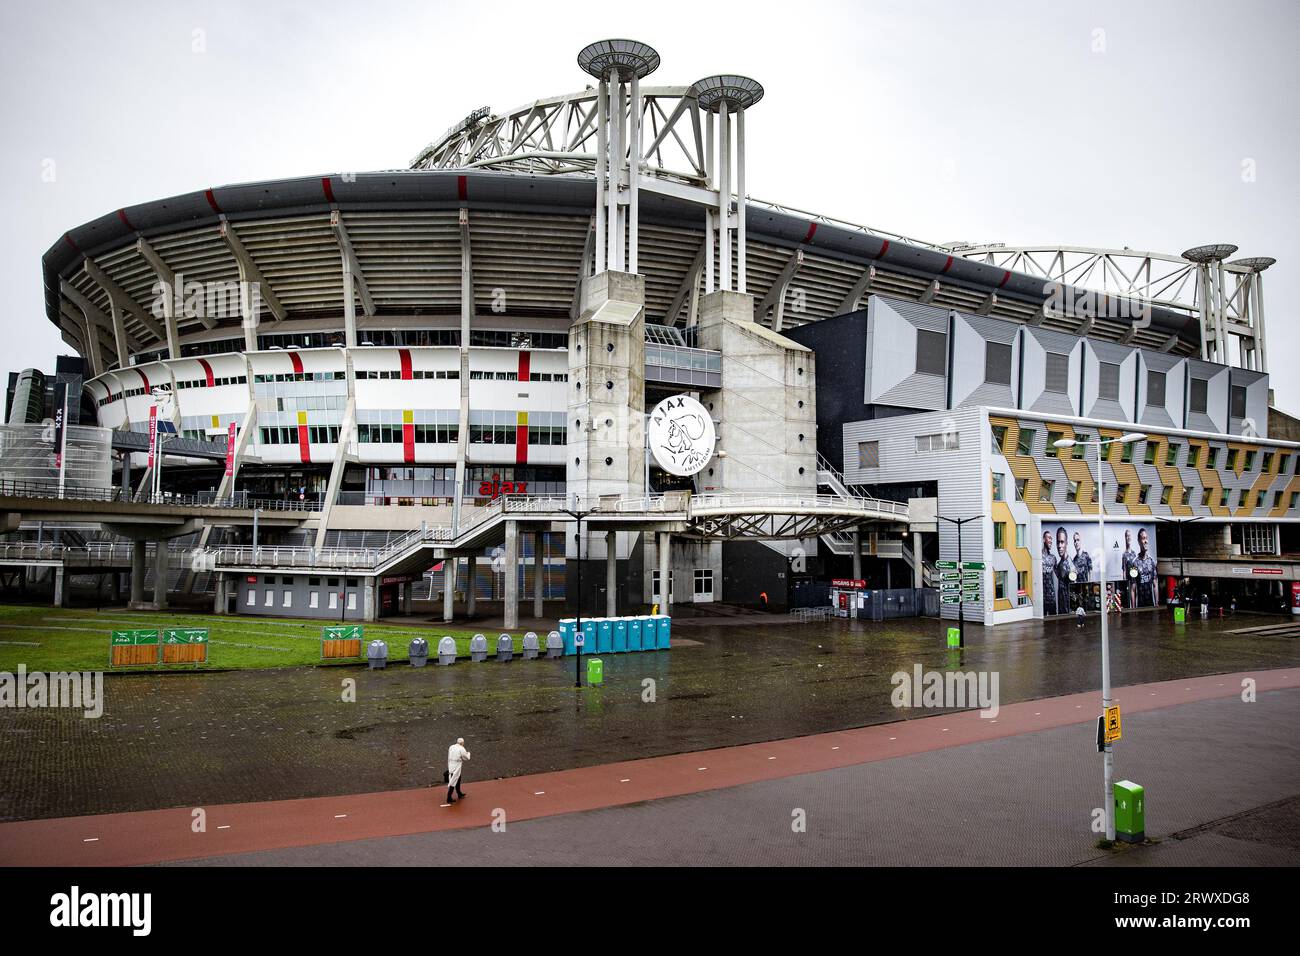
(578, 40), (660, 275)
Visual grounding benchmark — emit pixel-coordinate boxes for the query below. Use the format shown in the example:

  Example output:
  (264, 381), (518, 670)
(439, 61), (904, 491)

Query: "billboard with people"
(1038, 520), (1159, 615)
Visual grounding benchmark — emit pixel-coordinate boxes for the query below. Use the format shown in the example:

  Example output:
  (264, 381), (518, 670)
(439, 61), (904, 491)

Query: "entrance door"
(692, 568), (715, 604)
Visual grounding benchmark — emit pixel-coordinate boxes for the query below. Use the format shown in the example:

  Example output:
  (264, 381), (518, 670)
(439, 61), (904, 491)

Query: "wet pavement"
(1, 609), (1298, 822)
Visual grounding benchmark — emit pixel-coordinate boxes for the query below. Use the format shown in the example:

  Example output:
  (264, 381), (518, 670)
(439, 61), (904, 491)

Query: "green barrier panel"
(586, 657), (604, 685)
(1114, 779), (1145, 843)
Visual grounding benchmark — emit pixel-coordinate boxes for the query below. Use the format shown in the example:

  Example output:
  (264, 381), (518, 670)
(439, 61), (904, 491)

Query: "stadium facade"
(20, 39), (1298, 624)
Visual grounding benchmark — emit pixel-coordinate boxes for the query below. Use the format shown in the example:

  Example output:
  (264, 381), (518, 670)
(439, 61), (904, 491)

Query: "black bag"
(442, 770), (450, 784)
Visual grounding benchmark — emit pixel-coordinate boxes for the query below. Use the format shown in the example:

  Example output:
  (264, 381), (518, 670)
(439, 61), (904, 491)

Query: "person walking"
(445, 737), (471, 804)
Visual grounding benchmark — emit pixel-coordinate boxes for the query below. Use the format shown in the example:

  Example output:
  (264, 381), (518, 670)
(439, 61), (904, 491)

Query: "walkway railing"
(0, 478), (318, 512)
(0, 541), (139, 565)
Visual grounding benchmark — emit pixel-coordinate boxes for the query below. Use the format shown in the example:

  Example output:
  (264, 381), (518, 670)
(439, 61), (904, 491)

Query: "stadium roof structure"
(43, 58), (1271, 373)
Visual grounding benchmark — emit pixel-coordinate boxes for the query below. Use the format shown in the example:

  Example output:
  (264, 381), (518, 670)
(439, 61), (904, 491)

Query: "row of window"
(1001, 426), (1296, 475)
(992, 469), (1300, 511)
(358, 424), (459, 444)
(259, 426), (341, 445)
(253, 372), (346, 384)
(468, 371), (569, 382)
(356, 370), (459, 380)
(177, 376), (246, 389)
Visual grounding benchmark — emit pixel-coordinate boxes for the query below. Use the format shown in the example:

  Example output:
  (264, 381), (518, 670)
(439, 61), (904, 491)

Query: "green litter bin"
(946, 627), (960, 649)
(1174, 607), (1186, 624)
(1114, 780), (1144, 843)
(586, 657), (604, 686)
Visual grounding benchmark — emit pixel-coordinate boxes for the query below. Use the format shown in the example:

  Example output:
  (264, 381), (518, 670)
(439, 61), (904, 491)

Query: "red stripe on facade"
(288, 352), (304, 375)
(515, 422), (529, 466)
(297, 423), (311, 464)
(517, 350), (530, 383)
(802, 222), (818, 244)
(942, 255), (954, 273)
(117, 209), (137, 231)
(877, 239), (890, 259)
(138, 370), (150, 393)
(204, 189), (222, 214)
(998, 270), (1011, 289)
(403, 423), (415, 464)
(197, 358), (215, 387)
(321, 177), (336, 203)
(398, 348), (413, 381)
(457, 175), (468, 200)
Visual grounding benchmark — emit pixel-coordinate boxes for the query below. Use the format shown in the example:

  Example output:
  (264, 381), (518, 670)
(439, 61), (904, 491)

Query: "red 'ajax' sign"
(478, 474), (529, 498)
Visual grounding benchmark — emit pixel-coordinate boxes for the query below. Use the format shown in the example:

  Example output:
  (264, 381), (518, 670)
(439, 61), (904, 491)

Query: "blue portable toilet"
(654, 614), (671, 649)
(597, 618), (613, 654)
(635, 616), (655, 651)
(558, 618), (576, 655)
(612, 618), (628, 653)
(581, 619), (598, 654)
(627, 616), (643, 652)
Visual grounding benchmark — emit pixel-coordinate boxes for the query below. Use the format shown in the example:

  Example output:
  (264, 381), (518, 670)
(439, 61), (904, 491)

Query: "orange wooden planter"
(111, 645), (158, 667)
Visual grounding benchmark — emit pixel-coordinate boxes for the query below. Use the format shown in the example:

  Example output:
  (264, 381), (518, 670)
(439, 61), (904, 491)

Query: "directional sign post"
(322, 624), (364, 660)
(937, 515), (983, 650)
(110, 630), (159, 667)
(162, 628), (209, 666)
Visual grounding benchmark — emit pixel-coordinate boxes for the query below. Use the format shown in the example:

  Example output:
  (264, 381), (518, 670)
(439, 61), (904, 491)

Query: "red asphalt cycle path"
(1, 667), (1294, 867)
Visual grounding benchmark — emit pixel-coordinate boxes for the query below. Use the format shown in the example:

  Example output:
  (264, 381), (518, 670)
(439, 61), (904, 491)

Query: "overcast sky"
(2, 0), (1297, 408)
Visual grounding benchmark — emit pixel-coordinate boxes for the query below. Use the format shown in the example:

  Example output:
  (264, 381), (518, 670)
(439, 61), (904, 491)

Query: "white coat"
(447, 743), (471, 787)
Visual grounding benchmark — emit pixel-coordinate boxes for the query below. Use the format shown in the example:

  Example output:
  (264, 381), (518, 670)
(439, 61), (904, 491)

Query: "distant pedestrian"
(1200, 594), (1209, 619)
(1076, 605), (1086, 628)
(1229, 596), (1237, 615)
(445, 737), (471, 804)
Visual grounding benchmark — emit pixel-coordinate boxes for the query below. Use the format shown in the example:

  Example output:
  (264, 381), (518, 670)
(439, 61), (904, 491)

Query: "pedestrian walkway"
(1, 668), (1294, 867)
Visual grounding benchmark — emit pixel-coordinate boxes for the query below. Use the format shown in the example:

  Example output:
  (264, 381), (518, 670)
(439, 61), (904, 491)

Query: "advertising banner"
(1039, 520), (1158, 615)
(224, 422), (236, 477)
(147, 405), (158, 470)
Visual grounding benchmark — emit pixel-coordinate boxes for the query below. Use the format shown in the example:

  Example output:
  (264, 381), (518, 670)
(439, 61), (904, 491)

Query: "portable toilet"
(627, 616), (643, 652)
(581, 619), (598, 654)
(597, 618), (613, 654)
(612, 618), (628, 653)
(558, 618), (576, 656)
(653, 614), (671, 649)
(636, 616), (655, 651)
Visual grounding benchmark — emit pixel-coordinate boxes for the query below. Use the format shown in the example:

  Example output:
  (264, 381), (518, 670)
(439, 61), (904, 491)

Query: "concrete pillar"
(442, 554), (455, 622)
(131, 541), (146, 604)
(606, 530), (617, 617)
(912, 532), (923, 588)
(533, 531), (544, 620)
(658, 531), (671, 609)
(503, 520), (519, 630)
(53, 566), (66, 608)
(465, 555), (476, 617)
(363, 579), (377, 622)
(111, 571), (121, 602)
(851, 528), (862, 581)
(152, 540), (169, 610)
(213, 572), (227, 614)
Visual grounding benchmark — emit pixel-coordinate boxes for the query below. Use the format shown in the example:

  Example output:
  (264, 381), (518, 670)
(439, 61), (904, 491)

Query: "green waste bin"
(1174, 607), (1186, 624)
(586, 657), (604, 686)
(946, 627), (961, 649)
(1114, 780), (1144, 843)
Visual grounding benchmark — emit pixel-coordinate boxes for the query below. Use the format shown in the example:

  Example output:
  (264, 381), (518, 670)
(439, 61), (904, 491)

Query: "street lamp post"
(1055, 431), (1143, 843)
(937, 513), (982, 648)
(561, 505), (590, 688)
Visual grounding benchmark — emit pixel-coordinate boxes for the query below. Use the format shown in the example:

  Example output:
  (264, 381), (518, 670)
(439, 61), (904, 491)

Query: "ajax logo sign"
(647, 394), (716, 477)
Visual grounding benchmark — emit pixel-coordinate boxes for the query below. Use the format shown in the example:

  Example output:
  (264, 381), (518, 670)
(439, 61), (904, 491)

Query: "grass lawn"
(0, 604), (491, 672)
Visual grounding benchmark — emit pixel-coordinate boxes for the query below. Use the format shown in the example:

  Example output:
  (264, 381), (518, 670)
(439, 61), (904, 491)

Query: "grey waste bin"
(470, 634), (488, 662)
(545, 630), (563, 658)
(496, 633), (513, 662)
(437, 636), (457, 666)
(367, 640), (388, 670)
(408, 637), (429, 667)
(522, 631), (539, 660)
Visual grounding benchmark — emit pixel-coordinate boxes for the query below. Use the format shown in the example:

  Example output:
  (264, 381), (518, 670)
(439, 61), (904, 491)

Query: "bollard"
(522, 631), (539, 660)
(545, 630), (563, 658)
(437, 636), (457, 666)
(470, 634), (488, 663)
(408, 637), (429, 667)
(496, 633), (513, 663)
(366, 640), (388, 670)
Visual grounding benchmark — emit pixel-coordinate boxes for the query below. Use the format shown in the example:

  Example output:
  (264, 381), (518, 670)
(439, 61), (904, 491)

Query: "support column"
(606, 530), (617, 617)
(363, 579), (377, 622)
(504, 520), (519, 630)
(851, 528), (862, 582)
(213, 572), (227, 614)
(465, 555), (476, 617)
(442, 554), (455, 623)
(533, 531), (545, 619)
(658, 531), (671, 609)
(53, 566), (66, 608)
(152, 540), (169, 610)
(912, 532), (923, 588)
(131, 540), (146, 605)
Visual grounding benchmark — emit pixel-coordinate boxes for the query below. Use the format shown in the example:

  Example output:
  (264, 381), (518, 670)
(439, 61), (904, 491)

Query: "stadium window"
(1071, 435), (1089, 460)
(1219, 488), (1230, 508)
(1238, 488), (1249, 508)
(1291, 492), (1299, 509)
(1160, 485), (1172, 506)
(991, 424), (1008, 454)
(995, 571), (1007, 601)
(1200, 488), (1212, 507)
(1097, 362), (1121, 401)
(1120, 442), (1134, 464)
(1016, 428), (1035, 457)
(991, 472), (1004, 501)
(1189, 377), (1209, 414)
(1044, 353), (1070, 394)
(1165, 444), (1180, 467)
(993, 523), (1005, 549)
(916, 432), (959, 452)
(857, 441), (880, 468)
(1280, 453), (1291, 474)
(1226, 449), (1239, 471)
(1272, 490), (1283, 509)
(984, 342), (1012, 385)
(1143, 442), (1157, 465)
(1017, 570), (1029, 605)
(915, 329), (947, 377)
(1206, 447), (1219, 469)
(1180, 487), (1191, 507)
(1243, 450), (1256, 471)
(1039, 480), (1055, 502)
(1187, 445), (1200, 468)
(1146, 370), (1167, 407)
(1015, 524), (1026, 548)
(1263, 452), (1275, 473)
(1115, 483), (1129, 504)
(1067, 480), (1080, 503)
(1045, 430), (1063, 457)
(1014, 477), (1027, 502)
(1230, 384), (1248, 420)
(1137, 484), (1151, 504)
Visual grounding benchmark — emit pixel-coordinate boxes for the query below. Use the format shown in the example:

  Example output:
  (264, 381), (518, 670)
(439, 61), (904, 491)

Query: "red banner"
(832, 578), (866, 589)
(147, 406), (158, 470)
(224, 422), (236, 477)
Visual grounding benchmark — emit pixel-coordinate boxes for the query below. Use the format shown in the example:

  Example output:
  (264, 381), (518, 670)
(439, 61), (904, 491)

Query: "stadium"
(10, 38), (1299, 626)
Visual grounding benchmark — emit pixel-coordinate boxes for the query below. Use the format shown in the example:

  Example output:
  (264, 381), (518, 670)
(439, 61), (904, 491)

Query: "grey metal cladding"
(866, 296), (946, 410)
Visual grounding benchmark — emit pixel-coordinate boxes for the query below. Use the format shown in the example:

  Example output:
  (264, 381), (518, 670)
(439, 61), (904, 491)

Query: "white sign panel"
(647, 394), (716, 477)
